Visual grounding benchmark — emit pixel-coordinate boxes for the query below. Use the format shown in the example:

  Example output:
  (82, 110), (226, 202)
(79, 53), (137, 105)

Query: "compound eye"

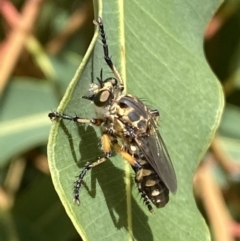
(94, 89), (112, 107)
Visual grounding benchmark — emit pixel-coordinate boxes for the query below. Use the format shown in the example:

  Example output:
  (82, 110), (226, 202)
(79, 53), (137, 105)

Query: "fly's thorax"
(111, 118), (126, 136)
(115, 95), (150, 134)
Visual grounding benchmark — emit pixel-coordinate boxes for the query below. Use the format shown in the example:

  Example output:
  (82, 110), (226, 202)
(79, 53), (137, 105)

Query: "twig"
(45, 1), (92, 54)
(194, 157), (234, 241)
(211, 134), (240, 177)
(0, 0), (44, 94)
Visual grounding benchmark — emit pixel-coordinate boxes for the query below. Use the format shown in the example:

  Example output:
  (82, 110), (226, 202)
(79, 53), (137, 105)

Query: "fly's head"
(83, 77), (118, 108)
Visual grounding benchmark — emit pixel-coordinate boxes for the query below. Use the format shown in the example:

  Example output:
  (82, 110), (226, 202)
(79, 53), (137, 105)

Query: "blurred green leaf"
(49, 53), (82, 94)
(12, 175), (79, 241)
(48, 0), (224, 240)
(218, 104), (240, 161)
(219, 104), (240, 139)
(0, 79), (58, 166)
(0, 174), (79, 241)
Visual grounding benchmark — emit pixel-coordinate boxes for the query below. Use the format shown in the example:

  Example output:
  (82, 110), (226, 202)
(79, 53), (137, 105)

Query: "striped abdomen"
(133, 155), (169, 211)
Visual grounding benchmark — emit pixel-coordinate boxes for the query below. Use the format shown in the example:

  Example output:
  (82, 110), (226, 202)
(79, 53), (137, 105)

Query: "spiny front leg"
(93, 17), (124, 91)
(48, 111), (103, 126)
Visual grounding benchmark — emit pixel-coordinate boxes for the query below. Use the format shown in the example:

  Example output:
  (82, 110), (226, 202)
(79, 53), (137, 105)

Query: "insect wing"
(119, 95), (177, 193)
(137, 119), (177, 194)
(151, 118), (177, 193)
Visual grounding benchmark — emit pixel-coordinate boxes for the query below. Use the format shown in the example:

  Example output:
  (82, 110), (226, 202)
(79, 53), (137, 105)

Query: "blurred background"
(0, 0), (240, 240)
(194, 1), (240, 241)
(0, 0), (93, 240)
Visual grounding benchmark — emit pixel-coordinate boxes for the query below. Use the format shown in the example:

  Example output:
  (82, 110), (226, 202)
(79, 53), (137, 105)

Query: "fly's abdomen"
(133, 157), (169, 211)
(141, 171), (169, 208)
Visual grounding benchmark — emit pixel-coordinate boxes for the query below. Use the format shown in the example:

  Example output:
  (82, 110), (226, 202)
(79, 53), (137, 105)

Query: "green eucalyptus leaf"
(0, 79), (58, 167)
(48, 0), (224, 240)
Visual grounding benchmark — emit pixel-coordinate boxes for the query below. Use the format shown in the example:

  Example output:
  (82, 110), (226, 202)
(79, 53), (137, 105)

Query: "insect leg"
(48, 111), (103, 126)
(93, 17), (124, 90)
(113, 143), (154, 211)
(102, 133), (111, 155)
(136, 182), (154, 213)
(74, 134), (112, 204)
(74, 156), (108, 204)
(113, 143), (142, 168)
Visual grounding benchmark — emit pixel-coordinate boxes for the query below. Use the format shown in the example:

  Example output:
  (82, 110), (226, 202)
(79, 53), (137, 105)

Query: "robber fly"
(49, 17), (177, 212)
